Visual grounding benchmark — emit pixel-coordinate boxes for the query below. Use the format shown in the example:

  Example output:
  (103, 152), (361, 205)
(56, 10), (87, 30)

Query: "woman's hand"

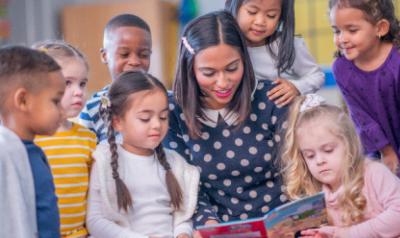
(193, 219), (219, 238)
(299, 226), (336, 238)
(267, 78), (300, 107)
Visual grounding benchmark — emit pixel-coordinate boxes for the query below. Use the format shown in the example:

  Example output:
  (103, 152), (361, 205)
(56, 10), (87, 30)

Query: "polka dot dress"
(163, 81), (288, 227)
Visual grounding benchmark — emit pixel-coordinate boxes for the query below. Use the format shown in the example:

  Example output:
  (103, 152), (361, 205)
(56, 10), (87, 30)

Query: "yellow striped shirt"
(35, 122), (96, 238)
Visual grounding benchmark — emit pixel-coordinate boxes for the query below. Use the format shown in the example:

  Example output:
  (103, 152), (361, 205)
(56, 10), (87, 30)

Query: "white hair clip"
(182, 37), (195, 55)
(300, 94), (326, 112)
(100, 95), (111, 110)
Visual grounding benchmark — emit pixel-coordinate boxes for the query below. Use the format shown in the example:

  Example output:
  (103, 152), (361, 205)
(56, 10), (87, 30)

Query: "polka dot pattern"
(163, 82), (287, 226)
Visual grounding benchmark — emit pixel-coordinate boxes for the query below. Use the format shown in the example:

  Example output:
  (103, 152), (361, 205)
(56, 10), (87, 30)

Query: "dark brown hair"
(329, 0), (400, 50)
(174, 10), (255, 137)
(0, 45), (61, 112)
(100, 70), (182, 211)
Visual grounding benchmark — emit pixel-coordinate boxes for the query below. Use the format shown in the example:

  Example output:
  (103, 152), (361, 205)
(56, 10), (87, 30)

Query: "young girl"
(280, 95), (400, 238)
(225, 0), (325, 107)
(329, 0), (400, 175)
(33, 41), (97, 238)
(86, 70), (199, 238)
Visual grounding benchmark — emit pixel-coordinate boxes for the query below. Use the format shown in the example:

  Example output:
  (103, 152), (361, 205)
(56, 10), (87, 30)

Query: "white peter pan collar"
(197, 108), (239, 128)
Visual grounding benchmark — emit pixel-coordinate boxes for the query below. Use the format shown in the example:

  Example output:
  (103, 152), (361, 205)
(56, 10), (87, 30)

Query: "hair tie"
(300, 94), (326, 112)
(100, 95), (111, 110)
(181, 37), (195, 55)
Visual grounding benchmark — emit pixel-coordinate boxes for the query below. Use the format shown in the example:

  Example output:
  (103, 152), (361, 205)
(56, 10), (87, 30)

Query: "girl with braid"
(86, 70), (199, 238)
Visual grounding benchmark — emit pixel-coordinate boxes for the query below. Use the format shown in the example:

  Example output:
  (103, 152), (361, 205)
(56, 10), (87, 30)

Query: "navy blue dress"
(163, 81), (288, 227)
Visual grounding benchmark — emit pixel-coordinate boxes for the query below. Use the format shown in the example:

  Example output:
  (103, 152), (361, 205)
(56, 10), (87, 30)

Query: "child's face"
(58, 57), (88, 119)
(330, 7), (381, 62)
(194, 43), (244, 110)
(113, 89), (168, 156)
(101, 26), (152, 81)
(296, 119), (346, 192)
(236, 0), (282, 47)
(26, 71), (65, 139)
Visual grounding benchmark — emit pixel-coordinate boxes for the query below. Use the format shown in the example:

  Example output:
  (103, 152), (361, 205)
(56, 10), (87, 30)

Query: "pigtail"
(280, 96), (322, 199)
(155, 144), (183, 210)
(100, 98), (133, 212)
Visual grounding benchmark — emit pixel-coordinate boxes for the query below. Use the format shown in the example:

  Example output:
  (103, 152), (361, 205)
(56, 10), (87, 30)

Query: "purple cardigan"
(333, 46), (400, 162)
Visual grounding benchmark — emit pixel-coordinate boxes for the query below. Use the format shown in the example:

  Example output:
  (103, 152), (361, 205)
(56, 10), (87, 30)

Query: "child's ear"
(13, 88), (29, 112)
(100, 48), (108, 64)
(112, 115), (122, 132)
(376, 19), (390, 38)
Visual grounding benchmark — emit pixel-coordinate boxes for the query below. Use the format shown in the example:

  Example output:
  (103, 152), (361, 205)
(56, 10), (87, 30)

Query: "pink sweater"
(321, 160), (400, 238)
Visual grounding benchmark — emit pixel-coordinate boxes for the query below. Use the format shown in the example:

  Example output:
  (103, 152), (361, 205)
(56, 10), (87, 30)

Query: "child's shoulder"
(364, 159), (392, 175)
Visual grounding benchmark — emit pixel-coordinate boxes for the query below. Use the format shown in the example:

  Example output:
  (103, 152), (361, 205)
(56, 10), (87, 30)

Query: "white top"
(87, 144), (199, 238)
(247, 37), (325, 94)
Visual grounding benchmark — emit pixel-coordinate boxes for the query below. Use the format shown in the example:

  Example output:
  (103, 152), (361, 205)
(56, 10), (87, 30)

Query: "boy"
(0, 45), (64, 238)
(79, 14), (152, 143)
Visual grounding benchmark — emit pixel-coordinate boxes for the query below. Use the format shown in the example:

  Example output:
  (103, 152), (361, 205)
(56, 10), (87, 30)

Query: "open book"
(197, 192), (327, 238)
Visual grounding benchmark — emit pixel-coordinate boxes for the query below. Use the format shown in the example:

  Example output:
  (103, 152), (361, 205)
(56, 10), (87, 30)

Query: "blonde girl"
(86, 70), (199, 238)
(33, 40), (96, 238)
(281, 95), (400, 238)
(329, 0), (400, 175)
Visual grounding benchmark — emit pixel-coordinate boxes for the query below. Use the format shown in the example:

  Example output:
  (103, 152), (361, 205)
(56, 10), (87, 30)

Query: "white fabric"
(0, 126), (37, 238)
(247, 37), (325, 94)
(198, 108), (239, 128)
(87, 144), (199, 238)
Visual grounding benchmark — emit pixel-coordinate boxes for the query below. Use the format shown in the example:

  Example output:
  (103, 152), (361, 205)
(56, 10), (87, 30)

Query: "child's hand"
(267, 78), (300, 107)
(176, 233), (190, 238)
(381, 145), (399, 173)
(299, 226), (335, 238)
(193, 219), (219, 238)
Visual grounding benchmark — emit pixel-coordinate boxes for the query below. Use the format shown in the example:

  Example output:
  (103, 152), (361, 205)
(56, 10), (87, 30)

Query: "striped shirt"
(35, 123), (96, 238)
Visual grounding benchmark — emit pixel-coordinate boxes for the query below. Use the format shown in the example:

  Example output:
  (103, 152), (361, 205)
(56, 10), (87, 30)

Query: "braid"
(155, 144), (183, 210)
(100, 102), (133, 211)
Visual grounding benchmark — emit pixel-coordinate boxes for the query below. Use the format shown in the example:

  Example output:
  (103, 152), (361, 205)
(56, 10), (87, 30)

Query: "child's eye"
(202, 71), (215, 77)
(348, 28), (358, 33)
(247, 10), (257, 15)
(119, 52), (129, 58)
(267, 14), (277, 19)
(52, 99), (61, 105)
(80, 81), (87, 88)
(160, 116), (168, 121)
(139, 51), (151, 59)
(65, 80), (72, 86)
(139, 118), (150, 122)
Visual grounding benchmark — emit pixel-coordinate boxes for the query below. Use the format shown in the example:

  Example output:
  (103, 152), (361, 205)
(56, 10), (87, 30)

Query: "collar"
(198, 108), (239, 128)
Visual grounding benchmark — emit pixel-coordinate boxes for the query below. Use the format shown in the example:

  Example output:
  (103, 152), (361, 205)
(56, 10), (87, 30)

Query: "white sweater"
(0, 126), (37, 238)
(87, 144), (199, 238)
(247, 37), (325, 94)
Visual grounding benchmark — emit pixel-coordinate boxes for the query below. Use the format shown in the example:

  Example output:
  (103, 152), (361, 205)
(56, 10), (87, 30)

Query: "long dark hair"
(100, 70), (182, 211)
(329, 0), (400, 51)
(225, 0), (295, 75)
(174, 10), (255, 137)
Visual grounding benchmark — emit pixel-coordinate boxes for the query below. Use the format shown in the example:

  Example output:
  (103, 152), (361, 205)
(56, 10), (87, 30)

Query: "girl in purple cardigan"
(280, 95), (400, 238)
(329, 0), (400, 175)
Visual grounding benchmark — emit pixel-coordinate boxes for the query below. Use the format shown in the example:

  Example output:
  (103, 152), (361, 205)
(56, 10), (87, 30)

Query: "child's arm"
(268, 38), (325, 106)
(306, 161), (400, 238)
(380, 144), (399, 173)
(86, 163), (148, 238)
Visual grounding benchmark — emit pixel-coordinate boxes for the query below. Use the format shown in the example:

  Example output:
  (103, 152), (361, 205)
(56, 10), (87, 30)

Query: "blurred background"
(2, 0), (400, 105)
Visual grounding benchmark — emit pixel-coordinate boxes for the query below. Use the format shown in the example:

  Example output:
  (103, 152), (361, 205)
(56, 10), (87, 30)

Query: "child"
(329, 0), (400, 175)
(280, 95), (400, 238)
(0, 45), (64, 237)
(86, 70), (199, 238)
(33, 41), (96, 238)
(225, 0), (325, 107)
(79, 13), (152, 143)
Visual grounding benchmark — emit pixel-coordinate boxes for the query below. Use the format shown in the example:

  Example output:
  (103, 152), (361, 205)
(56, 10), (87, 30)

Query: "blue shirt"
(23, 140), (60, 238)
(79, 85), (121, 144)
(163, 81), (288, 227)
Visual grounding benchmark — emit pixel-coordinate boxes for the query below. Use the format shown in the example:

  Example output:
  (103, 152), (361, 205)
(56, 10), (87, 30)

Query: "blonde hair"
(280, 96), (367, 226)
